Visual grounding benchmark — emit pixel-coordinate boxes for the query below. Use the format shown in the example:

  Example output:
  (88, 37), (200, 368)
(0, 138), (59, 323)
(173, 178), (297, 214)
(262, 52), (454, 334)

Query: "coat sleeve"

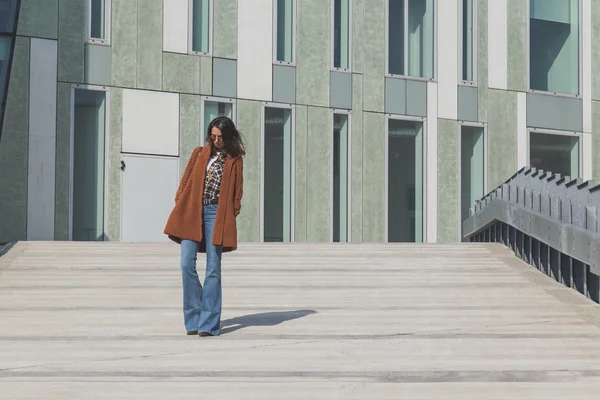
(233, 158), (244, 217)
(175, 146), (201, 202)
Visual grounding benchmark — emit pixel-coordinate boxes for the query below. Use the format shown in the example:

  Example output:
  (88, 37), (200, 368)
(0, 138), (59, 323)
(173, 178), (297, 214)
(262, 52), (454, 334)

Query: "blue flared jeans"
(180, 204), (222, 335)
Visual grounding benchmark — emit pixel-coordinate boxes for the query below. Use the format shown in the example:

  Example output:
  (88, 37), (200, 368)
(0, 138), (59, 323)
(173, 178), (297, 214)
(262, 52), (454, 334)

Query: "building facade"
(0, 0), (598, 244)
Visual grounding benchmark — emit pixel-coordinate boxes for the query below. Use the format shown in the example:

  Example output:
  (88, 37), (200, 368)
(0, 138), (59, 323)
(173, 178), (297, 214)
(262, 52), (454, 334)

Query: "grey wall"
(593, 101), (600, 182)
(296, 0), (330, 107)
(295, 105), (308, 242)
(487, 90), (518, 189)
(438, 119), (458, 243)
(236, 100), (261, 242)
(0, 37), (29, 242)
(362, 112), (385, 242)
(55, 82), (72, 240)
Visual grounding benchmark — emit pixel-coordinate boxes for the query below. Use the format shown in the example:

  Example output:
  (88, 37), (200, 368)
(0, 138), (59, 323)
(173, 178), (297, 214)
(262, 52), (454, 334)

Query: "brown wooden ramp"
(1, 241), (600, 398)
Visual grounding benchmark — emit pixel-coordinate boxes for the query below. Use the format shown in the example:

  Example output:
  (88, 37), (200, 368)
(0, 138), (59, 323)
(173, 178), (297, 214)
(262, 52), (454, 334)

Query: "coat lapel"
(198, 145), (211, 166)
(223, 157), (235, 189)
(192, 146), (211, 196)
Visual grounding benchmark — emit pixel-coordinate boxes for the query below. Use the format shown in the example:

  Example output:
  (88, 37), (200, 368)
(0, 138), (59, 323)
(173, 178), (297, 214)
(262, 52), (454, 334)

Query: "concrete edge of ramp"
(0, 241), (16, 257)
(0, 241), (23, 270)
(487, 243), (600, 329)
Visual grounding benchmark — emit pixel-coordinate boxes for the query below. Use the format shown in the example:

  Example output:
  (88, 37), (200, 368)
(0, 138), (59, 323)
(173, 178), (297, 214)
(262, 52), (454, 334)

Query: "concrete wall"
(0, 37), (29, 242)
(0, 0), (597, 244)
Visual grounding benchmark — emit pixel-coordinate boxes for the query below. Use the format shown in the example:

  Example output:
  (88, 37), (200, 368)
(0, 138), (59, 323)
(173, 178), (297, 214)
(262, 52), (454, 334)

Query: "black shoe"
(187, 330), (198, 335)
(199, 332), (214, 337)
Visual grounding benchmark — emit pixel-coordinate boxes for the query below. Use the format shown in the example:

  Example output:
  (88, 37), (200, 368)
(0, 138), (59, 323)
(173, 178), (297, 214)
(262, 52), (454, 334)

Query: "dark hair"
(206, 116), (246, 158)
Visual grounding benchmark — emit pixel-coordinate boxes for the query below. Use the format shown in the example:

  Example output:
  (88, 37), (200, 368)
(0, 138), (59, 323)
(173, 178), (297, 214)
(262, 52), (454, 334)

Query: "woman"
(164, 116), (245, 337)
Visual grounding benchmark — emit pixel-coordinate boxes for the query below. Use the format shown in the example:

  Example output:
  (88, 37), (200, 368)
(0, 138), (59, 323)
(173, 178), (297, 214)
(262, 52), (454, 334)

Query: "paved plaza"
(1, 241), (600, 398)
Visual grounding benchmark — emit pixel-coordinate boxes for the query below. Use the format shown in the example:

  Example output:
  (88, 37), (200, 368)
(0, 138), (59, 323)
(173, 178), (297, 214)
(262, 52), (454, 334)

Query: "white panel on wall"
(487, 0), (508, 90)
(121, 154), (179, 242)
(517, 92), (527, 168)
(122, 89), (180, 156)
(28, 38), (58, 241)
(438, 0), (458, 119)
(426, 82), (438, 243)
(163, 0), (188, 53)
(583, 133), (592, 180)
(582, 0), (592, 133)
(237, 0), (273, 101)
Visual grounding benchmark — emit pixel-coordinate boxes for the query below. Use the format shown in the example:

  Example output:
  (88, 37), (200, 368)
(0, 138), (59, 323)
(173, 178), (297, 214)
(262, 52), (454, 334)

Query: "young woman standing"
(164, 116), (245, 337)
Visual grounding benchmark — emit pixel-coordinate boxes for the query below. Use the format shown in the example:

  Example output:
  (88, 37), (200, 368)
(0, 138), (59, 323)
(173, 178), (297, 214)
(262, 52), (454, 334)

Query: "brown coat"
(164, 145), (244, 253)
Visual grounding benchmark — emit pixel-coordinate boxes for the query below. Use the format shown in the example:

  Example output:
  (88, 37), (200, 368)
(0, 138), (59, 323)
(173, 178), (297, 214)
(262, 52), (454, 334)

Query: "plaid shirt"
(203, 151), (227, 201)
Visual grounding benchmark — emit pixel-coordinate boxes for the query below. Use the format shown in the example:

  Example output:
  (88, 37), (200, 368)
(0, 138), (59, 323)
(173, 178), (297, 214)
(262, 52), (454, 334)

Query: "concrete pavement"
(1, 241), (600, 398)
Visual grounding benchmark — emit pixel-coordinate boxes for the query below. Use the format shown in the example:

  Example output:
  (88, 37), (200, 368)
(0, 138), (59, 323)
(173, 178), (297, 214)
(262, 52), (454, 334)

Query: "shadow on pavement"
(220, 309), (317, 335)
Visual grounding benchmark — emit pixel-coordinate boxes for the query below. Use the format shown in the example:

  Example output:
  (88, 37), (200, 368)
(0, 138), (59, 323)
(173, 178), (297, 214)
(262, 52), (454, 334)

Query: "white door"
(121, 154), (179, 242)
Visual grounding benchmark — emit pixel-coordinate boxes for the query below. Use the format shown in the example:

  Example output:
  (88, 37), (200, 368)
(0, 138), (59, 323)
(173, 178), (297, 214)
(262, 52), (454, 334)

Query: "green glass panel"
(0, 1), (19, 137)
(460, 126), (485, 232)
(192, 0), (210, 53)
(530, 132), (579, 178)
(408, 0), (434, 79)
(388, 0), (405, 75)
(334, 0), (350, 69)
(333, 114), (349, 242)
(388, 119), (423, 243)
(264, 107), (292, 242)
(91, 0), (105, 39)
(276, 0), (294, 62)
(0, 37), (11, 107)
(73, 89), (106, 241)
(414, 124), (423, 242)
(203, 101), (233, 144)
(462, 0), (473, 81)
(529, 0), (579, 95)
(283, 110), (292, 242)
(0, 0), (19, 33)
(570, 136), (579, 178)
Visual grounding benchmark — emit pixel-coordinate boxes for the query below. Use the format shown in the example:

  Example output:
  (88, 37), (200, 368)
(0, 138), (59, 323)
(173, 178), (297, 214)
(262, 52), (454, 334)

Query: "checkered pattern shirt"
(203, 151), (227, 201)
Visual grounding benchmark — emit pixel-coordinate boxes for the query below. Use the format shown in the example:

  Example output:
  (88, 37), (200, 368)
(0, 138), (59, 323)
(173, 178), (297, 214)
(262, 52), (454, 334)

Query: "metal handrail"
(463, 167), (600, 303)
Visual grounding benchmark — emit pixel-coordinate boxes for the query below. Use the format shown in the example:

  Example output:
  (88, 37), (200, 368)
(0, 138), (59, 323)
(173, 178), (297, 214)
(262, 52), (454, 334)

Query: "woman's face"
(210, 126), (225, 151)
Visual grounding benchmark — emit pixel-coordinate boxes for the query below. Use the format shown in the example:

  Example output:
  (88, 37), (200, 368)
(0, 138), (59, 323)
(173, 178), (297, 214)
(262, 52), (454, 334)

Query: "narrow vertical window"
(388, 119), (424, 243)
(333, 113), (349, 242)
(388, 0), (405, 75)
(460, 126), (485, 234)
(191, 0), (211, 54)
(0, 0), (19, 33)
(0, 0), (19, 129)
(461, 0), (475, 82)
(87, 0), (110, 43)
(72, 89), (107, 241)
(202, 99), (234, 144)
(529, 0), (579, 95)
(388, 0), (435, 78)
(408, 0), (434, 78)
(264, 106), (293, 242)
(275, 0), (294, 63)
(0, 37), (11, 110)
(529, 132), (579, 178)
(333, 0), (350, 70)
(91, 0), (105, 39)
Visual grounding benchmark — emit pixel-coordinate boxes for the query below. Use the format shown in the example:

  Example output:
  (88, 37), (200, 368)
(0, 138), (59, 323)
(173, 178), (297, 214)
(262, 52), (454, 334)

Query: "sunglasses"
(209, 134), (224, 141)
